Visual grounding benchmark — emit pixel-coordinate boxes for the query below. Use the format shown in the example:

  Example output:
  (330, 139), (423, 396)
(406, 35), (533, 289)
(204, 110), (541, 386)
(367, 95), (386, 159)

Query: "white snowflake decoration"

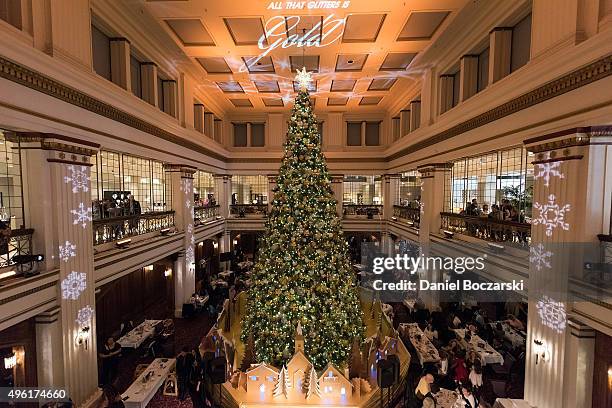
(180, 178), (192, 194)
(61, 271), (87, 300)
(190, 235), (195, 246)
(419, 202), (425, 215)
(534, 154), (564, 187)
(70, 203), (92, 228)
(533, 194), (571, 237)
(185, 245), (195, 266)
(64, 165), (90, 193)
(75, 305), (94, 327)
(186, 199), (192, 210)
(187, 223), (193, 234)
(530, 243), (553, 271)
(59, 241), (77, 262)
(536, 295), (567, 333)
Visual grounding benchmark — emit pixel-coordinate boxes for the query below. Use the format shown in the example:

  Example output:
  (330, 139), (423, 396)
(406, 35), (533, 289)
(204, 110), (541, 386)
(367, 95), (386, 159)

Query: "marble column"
(438, 75), (454, 115)
(391, 117), (400, 141)
(214, 174), (231, 219)
(35, 308), (64, 388)
(399, 109), (410, 137)
(161, 80), (178, 117)
(417, 164), (451, 244)
(109, 38), (130, 91)
(194, 104), (205, 133)
(164, 165), (197, 317)
(459, 55), (478, 102)
(382, 174), (399, 221)
(488, 28), (512, 85)
(141, 63), (158, 107)
(204, 112), (215, 139)
(563, 318), (596, 408)
(214, 119), (223, 143)
(409, 100), (421, 132)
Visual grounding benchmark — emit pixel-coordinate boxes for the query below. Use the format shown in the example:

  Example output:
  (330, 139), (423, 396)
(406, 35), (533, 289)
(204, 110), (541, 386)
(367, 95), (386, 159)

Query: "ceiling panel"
(327, 97), (349, 106)
(262, 98), (284, 107)
(368, 78), (397, 91)
(242, 56), (275, 73)
(293, 80), (317, 92)
(342, 14), (386, 43)
(285, 15), (323, 39)
(254, 80), (280, 93)
(289, 55), (320, 72)
(397, 11), (450, 41)
(379, 52), (417, 71)
(330, 79), (356, 92)
(196, 57), (232, 73)
(359, 96), (383, 105)
(216, 81), (244, 93)
(165, 19), (214, 46)
(335, 54), (368, 71)
(230, 99), (253, 107)
(223, 17), (266, 46)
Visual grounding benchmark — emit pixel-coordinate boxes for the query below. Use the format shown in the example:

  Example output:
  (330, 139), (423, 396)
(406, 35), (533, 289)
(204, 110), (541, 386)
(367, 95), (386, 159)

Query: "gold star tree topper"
(295, 67), (312, 91)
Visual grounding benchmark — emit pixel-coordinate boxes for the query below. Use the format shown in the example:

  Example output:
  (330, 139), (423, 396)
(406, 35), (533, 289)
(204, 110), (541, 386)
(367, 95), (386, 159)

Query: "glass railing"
(92, 211), (175, 245)
(440, 212), (531, 246)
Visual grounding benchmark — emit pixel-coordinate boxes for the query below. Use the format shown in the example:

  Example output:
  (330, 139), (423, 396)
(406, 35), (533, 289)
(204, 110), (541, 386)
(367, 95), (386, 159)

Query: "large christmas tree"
(241, 69), (364, 369)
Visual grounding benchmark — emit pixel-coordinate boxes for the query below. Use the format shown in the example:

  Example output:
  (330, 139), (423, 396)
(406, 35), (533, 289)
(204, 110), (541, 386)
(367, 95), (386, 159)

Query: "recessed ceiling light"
(347, 59), (354, 64)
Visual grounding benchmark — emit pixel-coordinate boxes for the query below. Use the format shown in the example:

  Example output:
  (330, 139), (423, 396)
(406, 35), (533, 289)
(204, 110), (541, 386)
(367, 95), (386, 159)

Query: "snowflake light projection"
(71, 203), (92, 228)
(64, 165), (90, 193)
(185, 245), (195, 267)
(180, 178), (192, 194)
(61, 271), (87, 300)
(187, 223), (193, 234)
(419, 202), (425, 215)
(534, 154), (564, 187)
(186, 199), (192, 210)
(75, 305), (94, 327)
(533, 194), (571, 237)
(59, 241), (76, 263)
(536, 295), (567, 333)
(190, 235), (195, 246)
(530, 243), (553, 271)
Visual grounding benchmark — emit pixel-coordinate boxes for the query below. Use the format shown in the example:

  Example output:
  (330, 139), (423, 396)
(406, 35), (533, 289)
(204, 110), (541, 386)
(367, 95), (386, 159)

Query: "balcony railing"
(194, 205), (220, 224)
(393, 205), (420, 227)
(230, 204), (268, 218)
(93, 211), (175, 245)
(440, 212), (531, 246)
(343, 204), (383, 219)
(0, 228), (34, 268)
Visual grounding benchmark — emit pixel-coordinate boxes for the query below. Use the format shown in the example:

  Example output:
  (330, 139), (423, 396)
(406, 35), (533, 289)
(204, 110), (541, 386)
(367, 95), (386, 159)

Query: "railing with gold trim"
(92, 211), (175, 245)
(440, 212), (531, 246)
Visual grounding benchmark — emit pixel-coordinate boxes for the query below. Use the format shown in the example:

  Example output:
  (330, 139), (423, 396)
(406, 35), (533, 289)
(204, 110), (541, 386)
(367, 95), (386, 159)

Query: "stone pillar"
(267, 175), (277, 213)
(141, 63), (158, 107)
(438, 75), (454, 115)
(214, 174), (231, 218)
(399, 109), (410, 137)
(204, 112), (215, 139)
(331, 175), (344, 217)
(409, 100), (421, 131)
(162, 80), (178, 117)
(523, 128), (607, 408)
(49, 0), (92, 68)
(165, 165), (197, 317)
(562, 319), (595, 408)
(382, 174), (399, 220)
(194, 104), (205, 133)
(417, 164), (451, 244)
(109, 38), (130, 91)
(391, 117), (400, 141)
(35, 308), (64, 388)
(421, 68), (436, 126)
(459, 55), (478, 101)
(488, 28), (512, 85)
(214, 119), (223, 143)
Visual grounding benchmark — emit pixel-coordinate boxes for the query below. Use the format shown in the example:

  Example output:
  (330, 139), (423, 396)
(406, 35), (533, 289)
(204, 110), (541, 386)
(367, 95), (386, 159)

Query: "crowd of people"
(92, 194), (142, 220)
(461, 198), (527, 224)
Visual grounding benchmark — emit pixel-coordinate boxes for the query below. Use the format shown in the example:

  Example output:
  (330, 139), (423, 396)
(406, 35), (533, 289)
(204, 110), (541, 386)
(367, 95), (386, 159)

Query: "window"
(443, 147), (534, 219)
(251, 123), (265, 147)
(477, 48), (489, 92)
(452, 70), (460, 107)
(194, 171), (215, 205)
(0, 0), (22, 29)
(346, 122), (361, 146)
(511, 14), (532, 73)
(122, 155), (151, 212)
(231, 175), (268, 204)
(92, 25), (111, 81)
(0, 129), (24, 229)
(343, 176), (382, 205)
(397, 171), (421, 206)
(233, 123), (247, 147)
(130, 54), (142, 98)
(365, 122), (380, 146)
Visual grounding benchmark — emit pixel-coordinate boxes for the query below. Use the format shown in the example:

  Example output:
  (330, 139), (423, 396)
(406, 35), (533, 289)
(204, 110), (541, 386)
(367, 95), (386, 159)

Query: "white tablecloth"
(122, 358), (175, 408)
(117, 320), (161, 348)
(433, 388), (465, 408)
(400, 323), (440, 366)
(493, 398), (533, 408)
(454, 329), (504, 365)
(490, 321), (526, 347)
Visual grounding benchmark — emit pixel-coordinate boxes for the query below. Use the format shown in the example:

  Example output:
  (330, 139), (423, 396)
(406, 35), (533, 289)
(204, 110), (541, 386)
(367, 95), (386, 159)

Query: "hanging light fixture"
(4, 352), (16, 369)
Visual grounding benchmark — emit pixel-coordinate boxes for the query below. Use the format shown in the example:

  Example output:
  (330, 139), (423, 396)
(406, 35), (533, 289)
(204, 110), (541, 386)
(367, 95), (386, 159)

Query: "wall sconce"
(607, 366), (612, 389)
(116, 238), (131, 248)
(4, 352), (16, 369)
(233, 239), (238, 246)
(213, 241), (218, 249)
(160, 227), (171, 236)
(443, 230), (454, 238)
(144, 265), (153, 272)
(164, 268), (172, 277)
(533, 339), (550, 364)
(76, 326), (91, 350)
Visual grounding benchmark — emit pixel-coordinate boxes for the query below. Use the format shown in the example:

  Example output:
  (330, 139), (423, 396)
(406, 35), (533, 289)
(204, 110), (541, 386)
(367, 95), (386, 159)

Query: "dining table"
(433, 388), (465, 408)
(117, 320), (161, 349)
(454, 329), (504, 365)
(399, 323), (440, 366)
(121, 358), (175, 408)
(490, 321), (526, 347)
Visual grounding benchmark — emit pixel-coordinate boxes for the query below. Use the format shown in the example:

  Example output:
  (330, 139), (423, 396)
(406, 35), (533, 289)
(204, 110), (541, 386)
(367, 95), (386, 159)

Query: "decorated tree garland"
(241, 68), (364, 369)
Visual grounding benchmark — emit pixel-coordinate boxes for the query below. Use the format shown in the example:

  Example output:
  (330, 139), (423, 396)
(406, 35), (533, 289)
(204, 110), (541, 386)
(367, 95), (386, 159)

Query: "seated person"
(469, 360), (483, 389)
(506, 314), (525, 331)
(415, 373), (435, 401)
(460, 384), (480, 408)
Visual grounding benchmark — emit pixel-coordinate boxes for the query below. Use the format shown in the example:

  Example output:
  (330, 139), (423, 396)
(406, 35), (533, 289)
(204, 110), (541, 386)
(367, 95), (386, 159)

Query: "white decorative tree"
(306, 365), (321, 399)
(273, 365), (290, 398)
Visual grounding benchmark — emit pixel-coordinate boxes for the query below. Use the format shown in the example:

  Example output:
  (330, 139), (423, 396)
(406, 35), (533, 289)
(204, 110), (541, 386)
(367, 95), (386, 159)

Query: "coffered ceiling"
(143, 0), (469, 113)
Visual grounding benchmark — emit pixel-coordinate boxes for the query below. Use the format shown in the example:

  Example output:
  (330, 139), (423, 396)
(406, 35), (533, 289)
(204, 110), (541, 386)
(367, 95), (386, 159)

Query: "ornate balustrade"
(0, 228), (34, 268)
(93, 211), (175, 245)
(440, 212), (531, 246)
(229, 204), (268, 218)
(342, 204), (383, 219)
(393, 205), (420, 226)
(194, 205), (220, 224)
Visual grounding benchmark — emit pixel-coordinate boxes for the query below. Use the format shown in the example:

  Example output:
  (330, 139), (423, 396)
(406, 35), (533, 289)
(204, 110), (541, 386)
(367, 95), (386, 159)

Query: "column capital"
(9, 131), (99, 165)
(417, 163), (452, 178)
(34, 307), (61, 324)
(330, 175), (344, 183)
(568, 318), (597, 338)
(163, 163), (197, 176)
(382, 173), (401, 180)
(524, 126), (612, 156)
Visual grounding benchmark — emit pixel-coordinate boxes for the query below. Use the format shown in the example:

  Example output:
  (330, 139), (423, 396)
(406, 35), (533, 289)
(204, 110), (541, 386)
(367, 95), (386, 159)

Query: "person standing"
(98, 337), (122, 386)
(415, 373), (435, 401)
(176, 347), (194, 401)
(460, 385), (480, 408)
